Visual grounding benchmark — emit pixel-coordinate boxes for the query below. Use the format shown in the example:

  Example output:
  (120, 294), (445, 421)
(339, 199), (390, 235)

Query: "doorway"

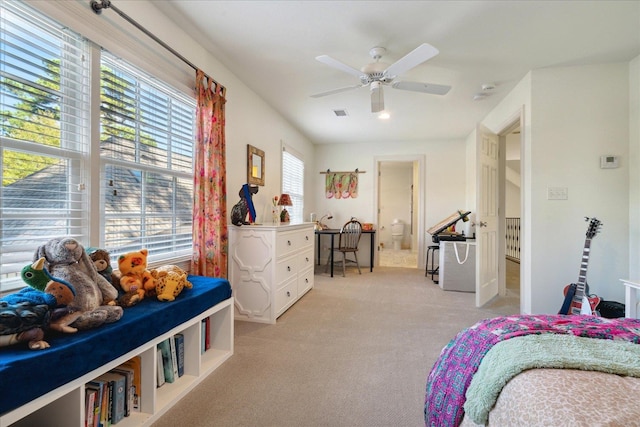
(504, 127), (521, 300)
(376, 157), (424, 268)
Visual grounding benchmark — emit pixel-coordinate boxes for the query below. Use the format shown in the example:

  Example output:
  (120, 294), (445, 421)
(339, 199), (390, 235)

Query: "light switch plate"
(547, 187), (568, 200)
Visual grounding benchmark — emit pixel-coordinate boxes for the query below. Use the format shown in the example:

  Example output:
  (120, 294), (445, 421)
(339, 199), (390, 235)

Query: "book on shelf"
(86, 382), (102, 427)
(201, 318), (206, 354)
(158, 338), (175, 383)
(88, 378), (109, 427)
(169, 335), (179, 380)
(157, 347), (165, 387)
(85, 387), (97, 427)
(174, 333), (185, 377)
(96, 371), (126, 425)
(118, 356), (141, 412)
(110, 367), (134, 417)
(204, 316), (211, 351)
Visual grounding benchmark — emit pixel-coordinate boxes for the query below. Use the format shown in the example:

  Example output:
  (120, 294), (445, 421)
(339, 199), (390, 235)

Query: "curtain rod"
(319, 169), (366, 174)
(89, 0), (226, 96)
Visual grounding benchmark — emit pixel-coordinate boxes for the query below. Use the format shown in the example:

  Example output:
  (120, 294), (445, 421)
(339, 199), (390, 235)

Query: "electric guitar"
(559, 217), (602, 316)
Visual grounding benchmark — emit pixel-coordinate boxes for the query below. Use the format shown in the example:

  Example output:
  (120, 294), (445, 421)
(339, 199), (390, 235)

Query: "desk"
(315, 229), (376, 277)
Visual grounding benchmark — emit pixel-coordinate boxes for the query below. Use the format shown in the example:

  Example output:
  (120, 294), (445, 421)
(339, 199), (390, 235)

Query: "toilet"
(390, 219), (404, 251)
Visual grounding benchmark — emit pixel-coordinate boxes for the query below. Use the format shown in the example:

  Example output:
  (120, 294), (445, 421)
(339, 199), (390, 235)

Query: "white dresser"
(228, 222), (315, 323)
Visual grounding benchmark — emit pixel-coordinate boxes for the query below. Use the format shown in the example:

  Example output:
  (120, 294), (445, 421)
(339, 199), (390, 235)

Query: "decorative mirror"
(247, 144), (265, 186)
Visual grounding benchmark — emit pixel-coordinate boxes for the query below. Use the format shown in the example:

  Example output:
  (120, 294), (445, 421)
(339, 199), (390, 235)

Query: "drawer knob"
(305, 278), (309, 283)
(287, 240), (291, 246)
(287, 266), (291, 271)
(305, 236), (309, 240)
(286, 291), (291, 297)
(305, 257), (309, 262)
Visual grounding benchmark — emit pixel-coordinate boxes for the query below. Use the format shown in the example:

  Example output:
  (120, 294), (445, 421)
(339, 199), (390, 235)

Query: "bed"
(424, 314), (640, 427)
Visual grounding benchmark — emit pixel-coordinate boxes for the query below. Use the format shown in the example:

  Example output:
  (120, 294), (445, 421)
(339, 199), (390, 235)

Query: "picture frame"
(247, 144), (265, 186)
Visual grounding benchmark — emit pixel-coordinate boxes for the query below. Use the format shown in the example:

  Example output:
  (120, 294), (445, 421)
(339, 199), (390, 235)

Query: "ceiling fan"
(311, 43), (451, 113)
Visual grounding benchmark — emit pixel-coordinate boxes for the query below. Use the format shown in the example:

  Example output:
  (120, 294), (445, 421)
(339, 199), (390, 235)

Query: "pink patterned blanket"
(424, 314), (640, 427)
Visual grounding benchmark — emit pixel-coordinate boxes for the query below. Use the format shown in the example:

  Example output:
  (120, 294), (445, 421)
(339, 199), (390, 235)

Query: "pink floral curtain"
(192, 70), (227, 277)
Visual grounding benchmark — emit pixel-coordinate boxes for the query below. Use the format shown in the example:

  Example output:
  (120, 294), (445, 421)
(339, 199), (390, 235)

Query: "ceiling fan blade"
(371, 84), (384, 113)
(391, 80), (451, 95)
(316, 55), (363, 78)
(310, 84), (363, 98)
(383, 43), (439, 78)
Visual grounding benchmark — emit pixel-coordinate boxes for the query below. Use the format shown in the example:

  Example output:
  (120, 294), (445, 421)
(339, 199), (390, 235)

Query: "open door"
(476, 125), (499, 306)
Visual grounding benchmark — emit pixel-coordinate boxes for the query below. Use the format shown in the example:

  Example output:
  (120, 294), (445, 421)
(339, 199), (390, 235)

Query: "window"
(281, 145), (304, 224)
(100, 54), (195, 260)
(0, 1), (195, 292)
(1, 1), (90, 290)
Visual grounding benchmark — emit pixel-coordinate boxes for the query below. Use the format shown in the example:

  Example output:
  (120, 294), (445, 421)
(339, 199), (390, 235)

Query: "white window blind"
(282, 146), (304, 224)
(1, 0), (90, 290)
(100, 53), (196, 260)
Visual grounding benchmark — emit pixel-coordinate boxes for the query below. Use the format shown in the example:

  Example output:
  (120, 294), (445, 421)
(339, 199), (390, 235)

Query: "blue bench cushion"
(0, 275), (231, 415)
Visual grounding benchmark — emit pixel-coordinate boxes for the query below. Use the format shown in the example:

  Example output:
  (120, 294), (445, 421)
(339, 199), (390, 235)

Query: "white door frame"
(374, 154), (426, 268)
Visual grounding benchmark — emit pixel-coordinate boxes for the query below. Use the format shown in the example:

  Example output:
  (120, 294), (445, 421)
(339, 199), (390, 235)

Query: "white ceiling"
(155, 1), (640, 145)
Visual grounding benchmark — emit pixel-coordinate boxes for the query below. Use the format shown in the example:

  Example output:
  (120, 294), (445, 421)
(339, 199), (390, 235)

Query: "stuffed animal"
(34, 237), (123, 330)
(21, 257), (82, 333)
(0, 288), (54, 350)
(117, 249), (155, 302)
(231, 184), (259, 226)
(151, 265), (193, 302)
(87, 248), (113, 284)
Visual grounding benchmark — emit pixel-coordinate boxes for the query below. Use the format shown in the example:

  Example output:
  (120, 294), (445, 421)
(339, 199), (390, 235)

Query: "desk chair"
(327, 219), (362, 276)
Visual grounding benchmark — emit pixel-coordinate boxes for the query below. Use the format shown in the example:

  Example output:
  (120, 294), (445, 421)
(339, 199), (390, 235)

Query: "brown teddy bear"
(87, 248), (113, 284)
(116, 249), (156, 302)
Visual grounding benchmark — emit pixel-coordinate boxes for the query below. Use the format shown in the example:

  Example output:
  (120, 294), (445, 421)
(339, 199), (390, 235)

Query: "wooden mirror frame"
(247, 144), (265, 186)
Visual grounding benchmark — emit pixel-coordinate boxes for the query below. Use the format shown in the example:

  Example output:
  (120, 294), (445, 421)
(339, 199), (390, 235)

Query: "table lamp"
(278, 193), (292, 223)
(316, 212), (333, 230)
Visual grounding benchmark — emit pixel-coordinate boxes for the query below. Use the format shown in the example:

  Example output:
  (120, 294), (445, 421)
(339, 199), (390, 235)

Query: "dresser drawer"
(275, 254), (298, 284)
(298, 228), (314, 249)
(275, 278), (298, 315)
(298, 247), (314, 272)
(298, 267), (313, 297)
(276, 230), (298, 257)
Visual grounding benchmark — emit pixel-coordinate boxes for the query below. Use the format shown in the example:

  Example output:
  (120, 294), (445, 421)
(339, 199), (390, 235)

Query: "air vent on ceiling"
(333, 109), (349, 117)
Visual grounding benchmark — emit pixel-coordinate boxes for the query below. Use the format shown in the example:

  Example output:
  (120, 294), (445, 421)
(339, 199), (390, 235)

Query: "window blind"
(100, 53), (196, 260)
(282, 146), (304, 224)
(1, 1), (89, 290)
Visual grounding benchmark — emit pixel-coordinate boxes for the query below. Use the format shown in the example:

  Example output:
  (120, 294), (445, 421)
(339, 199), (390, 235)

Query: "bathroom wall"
(379, 162), (413, 250)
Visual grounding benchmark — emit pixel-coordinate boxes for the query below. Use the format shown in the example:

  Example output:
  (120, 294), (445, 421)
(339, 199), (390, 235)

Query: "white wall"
(378, 163), (413, 250)
(630, 56), (640, 280)
(314, 140), (467, 267)
(480, 64), (632, 314)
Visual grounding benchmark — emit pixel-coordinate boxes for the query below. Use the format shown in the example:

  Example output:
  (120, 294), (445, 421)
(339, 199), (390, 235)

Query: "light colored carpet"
(151, 267), (518, 427)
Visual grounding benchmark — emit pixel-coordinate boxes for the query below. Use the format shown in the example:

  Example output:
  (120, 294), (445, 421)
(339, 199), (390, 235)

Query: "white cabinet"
(229, 223), (315, 323)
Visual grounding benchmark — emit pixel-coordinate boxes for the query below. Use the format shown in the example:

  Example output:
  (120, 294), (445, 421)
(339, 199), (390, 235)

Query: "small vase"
(271, 207), (279, 225)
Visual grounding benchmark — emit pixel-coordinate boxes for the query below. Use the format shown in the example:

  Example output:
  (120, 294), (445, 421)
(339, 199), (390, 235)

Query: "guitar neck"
(573, 238), (591, 300)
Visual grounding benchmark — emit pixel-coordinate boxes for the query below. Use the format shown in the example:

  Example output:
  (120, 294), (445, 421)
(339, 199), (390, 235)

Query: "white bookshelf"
(1, 298), (233, 427)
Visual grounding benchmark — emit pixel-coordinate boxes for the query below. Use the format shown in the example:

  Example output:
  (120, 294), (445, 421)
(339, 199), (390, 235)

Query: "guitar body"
(559, 217), (602, 316)
(562, 284), (601, 315)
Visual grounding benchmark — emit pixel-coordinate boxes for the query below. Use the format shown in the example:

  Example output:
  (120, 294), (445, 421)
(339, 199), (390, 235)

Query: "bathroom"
(378, 160), (419, 268)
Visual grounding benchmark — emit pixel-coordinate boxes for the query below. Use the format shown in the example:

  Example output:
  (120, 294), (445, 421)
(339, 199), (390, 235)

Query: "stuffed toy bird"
(21, 257), (76, 296)
(19, 257), (82, 334)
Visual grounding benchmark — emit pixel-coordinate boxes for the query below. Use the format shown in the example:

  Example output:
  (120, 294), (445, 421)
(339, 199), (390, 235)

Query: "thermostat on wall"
(600, 155), (619, 169)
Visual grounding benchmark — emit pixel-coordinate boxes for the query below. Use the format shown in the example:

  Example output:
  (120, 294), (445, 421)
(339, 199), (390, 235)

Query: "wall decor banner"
(326, 172), (358, 199)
